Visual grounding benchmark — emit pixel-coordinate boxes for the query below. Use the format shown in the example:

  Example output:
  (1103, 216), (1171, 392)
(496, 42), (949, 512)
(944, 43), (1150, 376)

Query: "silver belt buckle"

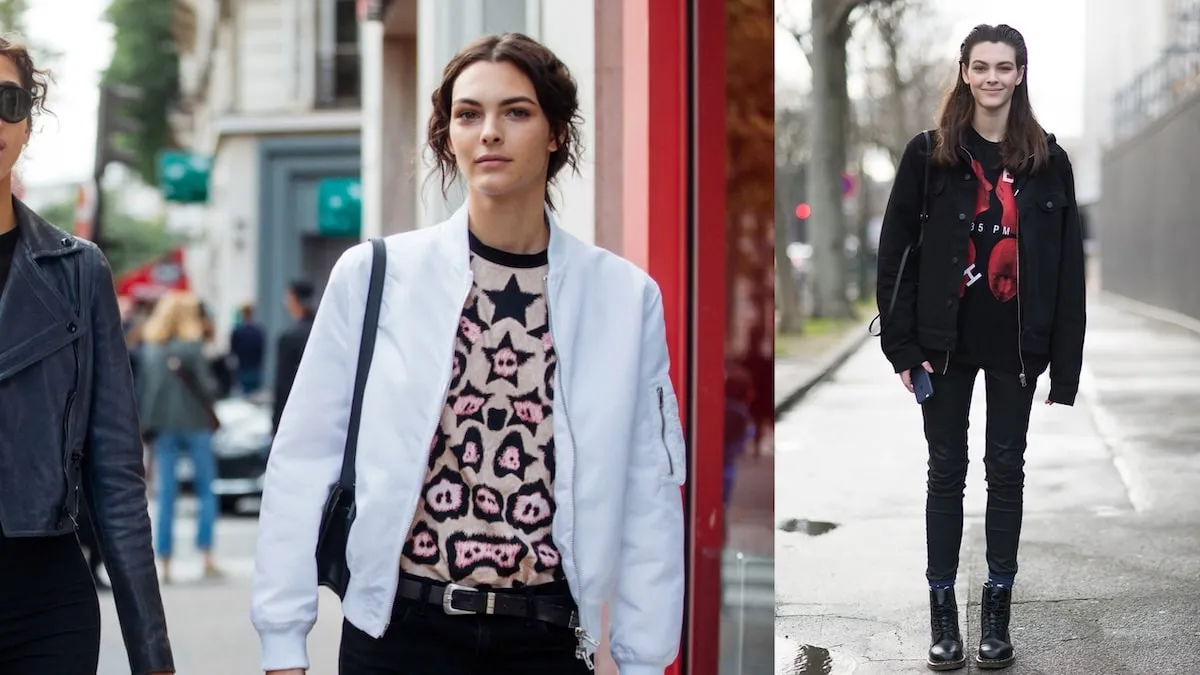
(442, 583), (479, 616)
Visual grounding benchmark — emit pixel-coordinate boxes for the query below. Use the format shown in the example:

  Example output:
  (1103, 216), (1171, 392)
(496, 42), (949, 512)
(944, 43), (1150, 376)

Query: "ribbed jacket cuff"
(259, 626), (310, 672)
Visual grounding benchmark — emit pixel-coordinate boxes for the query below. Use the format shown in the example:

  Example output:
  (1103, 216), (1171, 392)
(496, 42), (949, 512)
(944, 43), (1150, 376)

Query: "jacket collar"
(12, 196), (83, 260)
(436, 200), (580, 281)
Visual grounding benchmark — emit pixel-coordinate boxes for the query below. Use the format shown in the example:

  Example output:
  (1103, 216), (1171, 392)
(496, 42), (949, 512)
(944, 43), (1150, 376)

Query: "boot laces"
(931, 603), (958, 640)
(982, 592), (1011, 633)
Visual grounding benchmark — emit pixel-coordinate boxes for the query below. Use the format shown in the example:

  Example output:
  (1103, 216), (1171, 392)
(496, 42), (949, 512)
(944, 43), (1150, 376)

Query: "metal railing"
(1112, 2), (1200, 141)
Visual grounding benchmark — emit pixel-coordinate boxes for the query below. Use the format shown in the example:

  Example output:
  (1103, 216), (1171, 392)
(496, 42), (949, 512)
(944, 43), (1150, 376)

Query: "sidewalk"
(774, 296), (1200, 674)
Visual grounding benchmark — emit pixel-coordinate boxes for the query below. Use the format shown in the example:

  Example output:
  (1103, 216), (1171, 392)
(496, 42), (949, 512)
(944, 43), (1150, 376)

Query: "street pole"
(359, 0), (385, 241)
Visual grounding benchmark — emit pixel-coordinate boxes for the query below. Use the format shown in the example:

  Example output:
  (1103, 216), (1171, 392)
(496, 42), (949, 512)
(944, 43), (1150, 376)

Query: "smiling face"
(447, 60), (558, 202)
(961, 41), (1024, 113)
(0, 55), (31, 185)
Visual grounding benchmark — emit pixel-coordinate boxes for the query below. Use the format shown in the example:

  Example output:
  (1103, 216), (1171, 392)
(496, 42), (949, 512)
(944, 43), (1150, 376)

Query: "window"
(317, 0), (360, 107)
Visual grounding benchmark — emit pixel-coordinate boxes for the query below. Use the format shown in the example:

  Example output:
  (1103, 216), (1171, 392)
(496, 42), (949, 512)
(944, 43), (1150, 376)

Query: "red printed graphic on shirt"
(962, 160), (1019, 302)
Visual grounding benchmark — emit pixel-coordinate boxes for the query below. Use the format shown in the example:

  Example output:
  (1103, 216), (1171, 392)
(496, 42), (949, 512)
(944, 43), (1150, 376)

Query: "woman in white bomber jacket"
(250, 32), (687, 675)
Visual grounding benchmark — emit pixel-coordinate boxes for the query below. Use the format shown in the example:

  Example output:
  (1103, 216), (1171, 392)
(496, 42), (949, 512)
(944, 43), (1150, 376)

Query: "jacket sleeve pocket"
(651, 379), (687, 486)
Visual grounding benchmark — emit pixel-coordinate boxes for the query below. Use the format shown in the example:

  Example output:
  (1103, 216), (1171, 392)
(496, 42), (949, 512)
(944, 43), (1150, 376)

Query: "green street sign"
(158, 151), (211, 204)
(317, 176), (362, 237)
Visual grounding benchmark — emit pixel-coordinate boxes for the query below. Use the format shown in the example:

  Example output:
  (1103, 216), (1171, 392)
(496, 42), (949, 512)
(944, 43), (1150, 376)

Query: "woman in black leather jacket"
(0, 37), (174, 675)
(875, 24), (1085, 672)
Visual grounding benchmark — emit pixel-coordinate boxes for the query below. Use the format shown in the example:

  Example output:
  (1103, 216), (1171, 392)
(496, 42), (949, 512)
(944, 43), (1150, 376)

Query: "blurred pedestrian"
(0, 36), (173, 675)
(251, 32), (685, 675)
(874, 24), (1086, 672)
(231, 302), (267, 395)
(137, 290), (224, 584)
(271, 279), (317, 434)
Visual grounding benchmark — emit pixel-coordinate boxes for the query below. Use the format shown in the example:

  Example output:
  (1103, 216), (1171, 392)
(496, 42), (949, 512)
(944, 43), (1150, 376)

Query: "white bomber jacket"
(250, 204), (687, 675)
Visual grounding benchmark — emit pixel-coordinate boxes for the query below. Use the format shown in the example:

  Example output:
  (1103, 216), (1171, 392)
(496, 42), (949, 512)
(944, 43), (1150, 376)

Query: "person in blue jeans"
(137, 290), (224, 583)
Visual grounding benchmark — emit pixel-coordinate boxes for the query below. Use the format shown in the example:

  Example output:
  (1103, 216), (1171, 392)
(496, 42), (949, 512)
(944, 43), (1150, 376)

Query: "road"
(96, 499), (346, 675)
(774, 298), (1200, 674)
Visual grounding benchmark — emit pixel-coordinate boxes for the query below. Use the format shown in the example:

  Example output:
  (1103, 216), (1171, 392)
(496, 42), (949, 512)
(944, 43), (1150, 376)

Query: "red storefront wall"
(615, 0), (727, 673)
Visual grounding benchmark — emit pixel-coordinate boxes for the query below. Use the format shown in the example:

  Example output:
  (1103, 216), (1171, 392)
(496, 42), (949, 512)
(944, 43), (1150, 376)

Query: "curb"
(774, 320), (873, 420)
(1098, 291), (1200, 336)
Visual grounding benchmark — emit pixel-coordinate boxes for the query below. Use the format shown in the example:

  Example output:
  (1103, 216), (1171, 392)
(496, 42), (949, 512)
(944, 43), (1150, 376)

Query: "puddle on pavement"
(776, 636), (859, 674)
(778, 518), (839, 536)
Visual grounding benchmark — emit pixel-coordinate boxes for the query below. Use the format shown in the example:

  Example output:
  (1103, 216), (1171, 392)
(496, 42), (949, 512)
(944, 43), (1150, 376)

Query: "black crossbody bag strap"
(316, 238), (387, 599)
(871, 129), (931, 337)
(340, 237), (387, 489)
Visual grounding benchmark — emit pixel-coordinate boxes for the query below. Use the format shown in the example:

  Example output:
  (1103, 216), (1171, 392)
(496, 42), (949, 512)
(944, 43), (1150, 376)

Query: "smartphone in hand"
(911, 367), (934, 404)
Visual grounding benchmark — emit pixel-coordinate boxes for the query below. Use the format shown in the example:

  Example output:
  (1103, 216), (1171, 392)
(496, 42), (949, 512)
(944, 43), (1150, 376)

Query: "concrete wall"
(1097, 90), (1200, 321)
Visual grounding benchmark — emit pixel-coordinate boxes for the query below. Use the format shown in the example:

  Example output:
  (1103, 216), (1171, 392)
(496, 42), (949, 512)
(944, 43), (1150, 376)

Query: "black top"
(468, 230), (549, 268)
(953, 127), (1023, 374)
(0, 224), (19, 302)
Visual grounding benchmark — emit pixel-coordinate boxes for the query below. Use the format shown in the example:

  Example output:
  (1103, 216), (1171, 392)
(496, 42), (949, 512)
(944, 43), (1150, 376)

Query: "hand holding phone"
(900, 361), (935, 404)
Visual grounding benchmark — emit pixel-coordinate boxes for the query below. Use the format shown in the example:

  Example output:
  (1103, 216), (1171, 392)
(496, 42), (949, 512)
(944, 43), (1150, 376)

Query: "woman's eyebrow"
(452, 95), (537, 107)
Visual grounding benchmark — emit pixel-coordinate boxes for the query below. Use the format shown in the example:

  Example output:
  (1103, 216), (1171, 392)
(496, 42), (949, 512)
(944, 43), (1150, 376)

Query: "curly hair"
(0, 34), (53, 124)
(425, 32), (583, 210)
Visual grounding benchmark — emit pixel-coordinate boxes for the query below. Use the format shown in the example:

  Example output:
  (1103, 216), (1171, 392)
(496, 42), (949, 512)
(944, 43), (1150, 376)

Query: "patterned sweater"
(400, 232), (563, 588)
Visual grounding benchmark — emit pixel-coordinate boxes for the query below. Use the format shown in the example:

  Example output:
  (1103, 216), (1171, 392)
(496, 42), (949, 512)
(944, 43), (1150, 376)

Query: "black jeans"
(0, 531), (101, 675)
(922, 360), (1039, 584)
(339, 575), (591, 675)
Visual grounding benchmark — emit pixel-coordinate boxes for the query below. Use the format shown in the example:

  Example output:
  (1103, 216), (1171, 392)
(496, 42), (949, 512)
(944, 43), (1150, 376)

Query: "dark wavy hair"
(932, 24), (1048, 174)
(425, 32), (583, 210)
(0, 34), (53, 126)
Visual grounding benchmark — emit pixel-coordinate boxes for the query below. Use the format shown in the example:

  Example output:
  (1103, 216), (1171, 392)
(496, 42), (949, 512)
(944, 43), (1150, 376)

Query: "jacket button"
(963, 172), (971, 180)
(951, 256), (959, 264)
(67, 322), (77, 333)
(1045, 200), (1053, 208)
(958, 213), (966, 221)
(946, 298), (954, 308)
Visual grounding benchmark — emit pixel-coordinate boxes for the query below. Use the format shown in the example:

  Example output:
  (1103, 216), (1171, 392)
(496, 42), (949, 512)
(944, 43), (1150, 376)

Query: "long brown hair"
(425, 32), (583, 210)
(931, 24), (1048, 174)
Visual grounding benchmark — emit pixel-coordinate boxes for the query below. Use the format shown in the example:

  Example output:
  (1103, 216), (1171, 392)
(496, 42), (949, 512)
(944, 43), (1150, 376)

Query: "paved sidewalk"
(774, 297), (1200, 674)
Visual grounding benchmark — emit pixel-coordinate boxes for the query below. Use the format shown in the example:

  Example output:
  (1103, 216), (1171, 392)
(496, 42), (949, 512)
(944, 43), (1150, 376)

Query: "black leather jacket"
(0, 198), (174, 673)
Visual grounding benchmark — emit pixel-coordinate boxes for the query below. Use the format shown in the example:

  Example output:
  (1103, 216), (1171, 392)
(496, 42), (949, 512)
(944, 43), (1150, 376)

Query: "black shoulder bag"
(316, 238), (387, 599)
(870, 129), (932, 337)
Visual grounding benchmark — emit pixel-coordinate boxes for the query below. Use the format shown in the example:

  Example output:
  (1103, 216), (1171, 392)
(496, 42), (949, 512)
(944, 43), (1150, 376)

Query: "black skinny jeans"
(922, 360), (1039, 584)
(339, 574), (591, 675)
(0, 530), (101, 675)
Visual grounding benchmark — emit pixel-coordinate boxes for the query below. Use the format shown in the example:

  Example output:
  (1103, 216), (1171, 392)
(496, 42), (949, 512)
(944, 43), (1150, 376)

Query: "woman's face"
(447, 60), (558, 202)
(961, 42), (1024, 112)
(0, 55), (31, 184)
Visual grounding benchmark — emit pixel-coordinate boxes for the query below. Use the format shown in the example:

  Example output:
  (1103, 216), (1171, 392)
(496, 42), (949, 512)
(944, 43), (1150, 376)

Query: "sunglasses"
(0, 83), (34, 124)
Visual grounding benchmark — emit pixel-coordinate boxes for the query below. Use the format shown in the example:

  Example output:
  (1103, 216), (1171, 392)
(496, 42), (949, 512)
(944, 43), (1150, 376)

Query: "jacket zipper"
(544, 273), (598, 668)
(959, 143), (1029, 386)
(1015, 207), (1028, 387)
(58, 258), (84, 530)
(656, 387), (674, 477)
(381, 272), (475, 636)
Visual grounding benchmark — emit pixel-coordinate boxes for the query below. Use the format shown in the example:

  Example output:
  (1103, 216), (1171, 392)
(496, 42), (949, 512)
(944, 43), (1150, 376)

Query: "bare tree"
(854, 0), (950, 165)
(775, 93), (808, 332)
(779, 0), (902, 319)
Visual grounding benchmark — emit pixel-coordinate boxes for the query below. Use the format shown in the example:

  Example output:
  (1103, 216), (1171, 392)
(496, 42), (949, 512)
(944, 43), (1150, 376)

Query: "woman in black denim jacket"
(875, 24), (1086, 672)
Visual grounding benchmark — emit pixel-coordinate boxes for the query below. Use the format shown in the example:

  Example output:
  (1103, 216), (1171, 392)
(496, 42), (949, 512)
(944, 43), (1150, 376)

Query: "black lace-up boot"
(977, 583), (1015, 669)
(926, 587), (966, 670)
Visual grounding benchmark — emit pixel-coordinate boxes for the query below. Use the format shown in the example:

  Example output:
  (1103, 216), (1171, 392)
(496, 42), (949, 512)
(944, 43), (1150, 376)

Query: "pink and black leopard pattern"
(400, 246), (565, 588)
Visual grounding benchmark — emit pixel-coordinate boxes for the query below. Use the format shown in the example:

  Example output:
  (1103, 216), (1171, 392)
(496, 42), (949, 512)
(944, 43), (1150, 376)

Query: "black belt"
(396, 578), (579, 628)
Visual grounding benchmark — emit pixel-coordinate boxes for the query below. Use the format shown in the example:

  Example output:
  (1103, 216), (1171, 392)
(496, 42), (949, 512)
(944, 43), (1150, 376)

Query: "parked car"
(175, 395), (273, 514)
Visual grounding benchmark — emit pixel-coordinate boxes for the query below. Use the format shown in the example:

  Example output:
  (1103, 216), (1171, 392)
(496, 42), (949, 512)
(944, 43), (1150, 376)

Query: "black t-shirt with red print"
(953, 127), (1023, 374)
